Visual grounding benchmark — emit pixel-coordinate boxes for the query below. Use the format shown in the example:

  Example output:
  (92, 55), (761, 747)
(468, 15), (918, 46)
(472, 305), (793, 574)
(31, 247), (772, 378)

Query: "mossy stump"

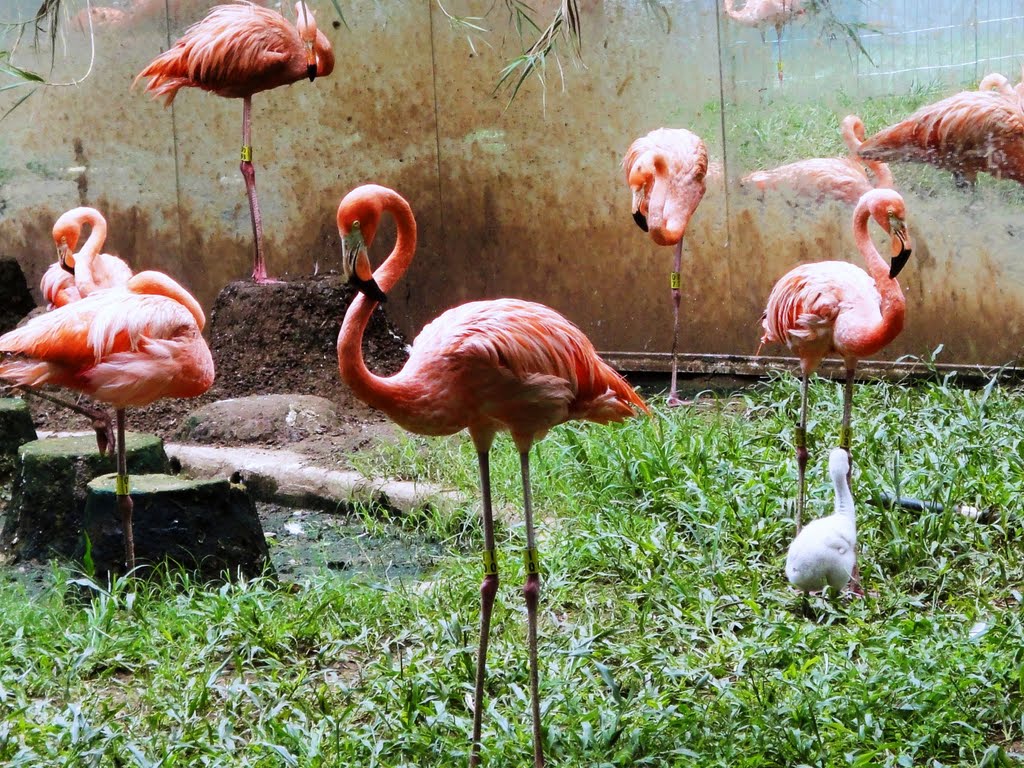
(79, 474), (270, 580)
(2, 433), (168, 561)
(0, 398), (38, 525)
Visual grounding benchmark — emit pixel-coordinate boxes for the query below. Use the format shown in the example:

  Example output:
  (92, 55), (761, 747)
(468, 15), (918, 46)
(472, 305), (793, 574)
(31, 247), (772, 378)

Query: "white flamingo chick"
(785, 448), (857, 593)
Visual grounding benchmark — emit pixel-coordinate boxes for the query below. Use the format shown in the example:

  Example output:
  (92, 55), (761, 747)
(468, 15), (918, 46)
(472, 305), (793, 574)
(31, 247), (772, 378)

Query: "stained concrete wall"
(1, 0), (1022, 367)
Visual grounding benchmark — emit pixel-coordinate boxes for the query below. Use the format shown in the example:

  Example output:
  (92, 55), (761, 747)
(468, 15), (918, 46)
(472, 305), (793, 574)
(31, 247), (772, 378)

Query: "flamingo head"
(625, 145), (706, 246)
(865, 189), (912, 278)
(337, 187), (388, 303)
(295, 2), (319, 80)
(52, 214), (82, 275)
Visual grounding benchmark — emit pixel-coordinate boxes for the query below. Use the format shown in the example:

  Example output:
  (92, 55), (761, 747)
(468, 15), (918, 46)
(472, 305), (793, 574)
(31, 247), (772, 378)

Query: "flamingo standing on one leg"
(857, 86), (1024, 188)
(723, 0), (805, 83)
(134, 1), (335, 282)
(30, 207), (137, 453)
(760, 188), (912, 531)
(623, 128), (708, 406)
(334, 184), (649, 768)
(0, 271), (215, 571)
(742, 115), (894, 204)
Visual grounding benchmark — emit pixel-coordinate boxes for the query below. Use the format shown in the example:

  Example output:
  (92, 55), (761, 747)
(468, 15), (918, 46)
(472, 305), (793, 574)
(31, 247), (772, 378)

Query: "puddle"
(260, 502), (442, 584)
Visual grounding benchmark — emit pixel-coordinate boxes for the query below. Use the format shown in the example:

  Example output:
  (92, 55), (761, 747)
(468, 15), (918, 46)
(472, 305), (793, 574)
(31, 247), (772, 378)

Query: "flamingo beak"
(305, 42), (317, 81)
(57, 240), (75, 275)
(631, 188), (649, 232)
(341, 222), (387, 303)
(888, 216), (912, 279)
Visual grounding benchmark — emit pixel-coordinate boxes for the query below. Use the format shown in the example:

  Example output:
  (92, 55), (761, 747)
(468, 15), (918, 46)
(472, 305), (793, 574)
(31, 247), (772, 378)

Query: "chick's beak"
(341, 223), (387, 303)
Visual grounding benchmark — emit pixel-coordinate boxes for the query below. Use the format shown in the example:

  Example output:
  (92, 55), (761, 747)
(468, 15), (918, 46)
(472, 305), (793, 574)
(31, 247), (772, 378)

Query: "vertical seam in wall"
(165, 0), (185, 276)
(713, 0), (735, 333)
(426, 0), (447, 281)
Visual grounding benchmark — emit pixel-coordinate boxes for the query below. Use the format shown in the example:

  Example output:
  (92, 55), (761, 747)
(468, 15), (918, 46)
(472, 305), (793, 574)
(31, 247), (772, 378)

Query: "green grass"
(2, 375), (1024, 766)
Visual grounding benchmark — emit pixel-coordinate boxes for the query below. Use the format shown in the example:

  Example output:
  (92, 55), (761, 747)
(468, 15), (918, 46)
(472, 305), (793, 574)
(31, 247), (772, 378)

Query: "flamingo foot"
(666, 395), (693, 408)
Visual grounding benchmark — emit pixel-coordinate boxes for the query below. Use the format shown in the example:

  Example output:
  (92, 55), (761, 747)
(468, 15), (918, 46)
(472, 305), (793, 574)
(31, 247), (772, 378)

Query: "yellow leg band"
(482, 548), (498, 576)
(839, 426), (852, 450)
(670, 271), (681, 290)
(241, 145), (253, 162)
(524, 547), (540, 576)
(794, 426), (806, 449)
(115, 474), (130, 496)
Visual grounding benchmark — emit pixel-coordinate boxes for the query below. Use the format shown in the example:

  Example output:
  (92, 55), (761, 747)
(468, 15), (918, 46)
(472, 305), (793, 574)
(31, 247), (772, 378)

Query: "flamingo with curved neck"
(335, 184), (649, 768)
(760, 188), (912, 530)
(742, 115), (894, 204)
(49, 206), (133, 299)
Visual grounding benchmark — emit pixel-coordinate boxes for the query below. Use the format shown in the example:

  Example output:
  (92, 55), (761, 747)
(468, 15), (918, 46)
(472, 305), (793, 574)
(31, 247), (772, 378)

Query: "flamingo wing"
(135, 3), (299, 102)
(762, 261), (878, 354)
(858, 91), (1024, 182)
(403, 299), (648, 439)
(0, 290), (212, 407)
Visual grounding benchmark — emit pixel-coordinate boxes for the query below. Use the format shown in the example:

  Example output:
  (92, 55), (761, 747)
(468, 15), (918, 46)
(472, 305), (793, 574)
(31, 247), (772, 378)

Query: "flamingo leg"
(840, 366), (854, 471)
(775, 23), (784, 83)
(795, 371), (809, 533)
(667, 238), (684, 407)
(13, 386), (114, 455)
(115, 408), (135, 571)
(240, 95), (273, 284)
(470, 450), (499, 768)
(519, 450), (545, 768)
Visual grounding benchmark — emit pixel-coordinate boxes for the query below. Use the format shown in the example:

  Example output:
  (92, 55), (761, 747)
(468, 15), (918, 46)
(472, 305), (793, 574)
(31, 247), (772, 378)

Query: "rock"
(79, 473), (270, 581)
(177, 394), (343, 444)
(0, 398), (38, 525)
(2, 433), (169, 561)
(0, 259), (36, 334)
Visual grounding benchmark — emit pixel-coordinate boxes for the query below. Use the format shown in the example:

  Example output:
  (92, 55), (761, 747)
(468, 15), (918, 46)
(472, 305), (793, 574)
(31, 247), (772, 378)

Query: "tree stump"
(2, 433), (168, 561)
(79, 474), (270, 580)
(0, 398), (38, 525)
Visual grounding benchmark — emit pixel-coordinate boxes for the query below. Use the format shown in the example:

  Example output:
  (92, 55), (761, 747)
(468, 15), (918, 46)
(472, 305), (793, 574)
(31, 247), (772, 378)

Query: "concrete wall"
(1, 0), (1022, 367)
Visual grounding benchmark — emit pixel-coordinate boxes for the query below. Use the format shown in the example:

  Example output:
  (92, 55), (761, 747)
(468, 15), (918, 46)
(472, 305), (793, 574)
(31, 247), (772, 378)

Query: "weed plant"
(1, 374), (1023, 766)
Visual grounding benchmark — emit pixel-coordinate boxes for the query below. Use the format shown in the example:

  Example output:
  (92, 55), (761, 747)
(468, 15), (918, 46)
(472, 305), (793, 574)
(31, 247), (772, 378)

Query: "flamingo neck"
(127, 271), (206, 330)
(75, 211), (108, 296)
(832, 469), (855, 521)
(315, 31), (335, 77)
(337, 191), (418, 414)
(848, 202), (905, 356)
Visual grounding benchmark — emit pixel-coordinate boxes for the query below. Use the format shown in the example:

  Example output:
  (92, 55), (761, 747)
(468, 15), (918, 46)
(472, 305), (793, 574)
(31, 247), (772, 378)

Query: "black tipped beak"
(58, 246), (74, 275)
(352, 275), (387, 303)
(632, 210), (648, 232)
(307, 63), (317, 81)
(889, 246), (912, 279)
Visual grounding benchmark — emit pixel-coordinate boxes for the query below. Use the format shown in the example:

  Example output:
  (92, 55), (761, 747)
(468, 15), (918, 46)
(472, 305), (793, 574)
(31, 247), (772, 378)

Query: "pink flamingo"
(334, 184), (650, 768)
(623, 127), (708, 406)
(857, 86), (1024, 188)
(31, 207), (136, 453)
(743, 115), (894, 204)
(760, 188), (912, 530)
(0, 271), (215, 570)
(135, 2), (335, 282)
(723, 0), (806, 82)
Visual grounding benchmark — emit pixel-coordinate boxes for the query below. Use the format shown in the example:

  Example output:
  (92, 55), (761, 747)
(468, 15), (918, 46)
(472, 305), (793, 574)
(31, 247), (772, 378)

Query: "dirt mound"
(209, 276), (407, 402)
